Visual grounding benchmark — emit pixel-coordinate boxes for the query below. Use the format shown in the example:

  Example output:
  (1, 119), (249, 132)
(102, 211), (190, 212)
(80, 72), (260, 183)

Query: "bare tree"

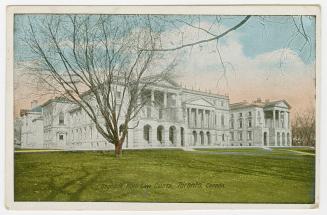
(20, 14), (315, 157)
(292, 109), (315, 146)
(23, 15), (176, 158)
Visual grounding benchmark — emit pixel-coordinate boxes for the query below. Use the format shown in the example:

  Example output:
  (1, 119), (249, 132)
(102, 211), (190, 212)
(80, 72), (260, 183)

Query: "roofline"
(41, 97), (75, 107)
(182, 88), (229, 99)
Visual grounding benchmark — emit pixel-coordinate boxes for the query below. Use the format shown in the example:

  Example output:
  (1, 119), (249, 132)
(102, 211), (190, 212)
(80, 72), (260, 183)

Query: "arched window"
(143, 125), (151, 144)
(59, 112), (64, 125)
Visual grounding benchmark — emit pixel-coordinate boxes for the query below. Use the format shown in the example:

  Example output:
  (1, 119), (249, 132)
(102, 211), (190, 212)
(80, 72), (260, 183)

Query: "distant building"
(19, 104), (44, 149)
(229, 98), (292, 147)
(17, 79), (292, 150)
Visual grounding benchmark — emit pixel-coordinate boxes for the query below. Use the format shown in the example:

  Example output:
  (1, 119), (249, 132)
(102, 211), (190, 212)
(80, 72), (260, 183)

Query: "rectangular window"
(248, 120), (252, 128)
(59, 134), (64, 140)
(239, 132), (243, 141)
(247, 131), (252, 140)
(215, 114), (217, 126)
(230, 132), (234, 141)
(221, 115), (225, 126)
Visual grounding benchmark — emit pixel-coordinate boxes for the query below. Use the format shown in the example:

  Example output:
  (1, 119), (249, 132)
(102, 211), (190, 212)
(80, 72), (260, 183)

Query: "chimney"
(31, 100), (38, 109)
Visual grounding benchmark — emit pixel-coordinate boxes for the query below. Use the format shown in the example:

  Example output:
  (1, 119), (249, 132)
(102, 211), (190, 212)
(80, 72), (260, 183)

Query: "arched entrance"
(277, 132), (280, 146)
(200, 131), (204, 145)
(206, 131), (211, 145)
(192, 131), (197, 146)
(287, 133), (290, 146)
(263, 132), (268, 146)
(169, 126), (177, 144)
(143, 125), (152, 144)
(157, 125), (164, 145)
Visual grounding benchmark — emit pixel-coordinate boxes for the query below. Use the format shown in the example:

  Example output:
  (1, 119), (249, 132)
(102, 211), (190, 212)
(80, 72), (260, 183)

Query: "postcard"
(5, 5), (320, 210)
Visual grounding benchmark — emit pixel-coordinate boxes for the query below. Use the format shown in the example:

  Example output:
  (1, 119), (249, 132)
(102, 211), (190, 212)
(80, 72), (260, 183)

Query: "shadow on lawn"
(45, 165), (99, 201)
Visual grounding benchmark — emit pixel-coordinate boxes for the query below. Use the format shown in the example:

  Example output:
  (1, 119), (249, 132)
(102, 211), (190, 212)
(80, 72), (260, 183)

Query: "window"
(221, 115), (225, 126)
(239, 119), (243, 128)
(230, 120), (234, 129)
(247, 131), (252, 140)
(215, 114), (217, 126)
(230, 132), (234, 141)
(239, 113), (243, 117)
(238, 131), (243, 141)
(231, 113), (234, 118)
(248, 111), (252, 117)
(222, 134), (225, 142)
(59, 134), (64, 140)
(221, 101), (224, 107)
(59, 112), (64, 125)
(248, 119), (252, 128)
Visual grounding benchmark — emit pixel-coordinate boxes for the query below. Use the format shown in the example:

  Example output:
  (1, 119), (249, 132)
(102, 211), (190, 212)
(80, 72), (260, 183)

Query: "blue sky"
(14, 15), (316, 114)
(14, 15), (316, 64)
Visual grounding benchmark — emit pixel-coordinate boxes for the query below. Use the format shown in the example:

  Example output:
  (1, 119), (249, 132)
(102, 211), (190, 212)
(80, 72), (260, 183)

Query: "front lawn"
(14, 148), (315, 203)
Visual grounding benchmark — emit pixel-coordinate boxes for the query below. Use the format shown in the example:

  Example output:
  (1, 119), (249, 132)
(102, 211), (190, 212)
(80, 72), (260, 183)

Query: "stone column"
(176, 127), (181, 147)
(272, 109), (275, 128)
(164, 127), (169, 146)
(195, 108), (198, 128)
(151, 90), (155, 118)
(163, 91), (167, 108)
(277, 110), (280, 128)
(201, 109), (204, 128)
(151, 125), (157, 146)
(176, 93), (182, 122)
(187, 108), (190, 127)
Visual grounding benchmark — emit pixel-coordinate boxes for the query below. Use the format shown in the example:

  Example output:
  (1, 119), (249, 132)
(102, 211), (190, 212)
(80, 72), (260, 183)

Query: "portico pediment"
(185, 97), (215, 108)
(155, 78), (180, 89)
(264, 100), (291, 109)
(275, 102), (289, 108)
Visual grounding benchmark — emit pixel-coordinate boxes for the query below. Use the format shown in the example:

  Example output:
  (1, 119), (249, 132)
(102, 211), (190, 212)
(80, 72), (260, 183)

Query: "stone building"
(229, 99), (292, 147)
(19, 100), (44, 149)
(17, 79), (292, 150)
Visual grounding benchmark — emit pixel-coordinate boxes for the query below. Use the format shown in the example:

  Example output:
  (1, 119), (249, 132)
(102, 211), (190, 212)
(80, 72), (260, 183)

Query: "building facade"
(17, 79), (292, 150)
(229, 99), (292, 147)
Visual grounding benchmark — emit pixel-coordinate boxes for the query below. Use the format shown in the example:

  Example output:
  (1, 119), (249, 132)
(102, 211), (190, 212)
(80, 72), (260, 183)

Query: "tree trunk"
(114, 140), (123, 159)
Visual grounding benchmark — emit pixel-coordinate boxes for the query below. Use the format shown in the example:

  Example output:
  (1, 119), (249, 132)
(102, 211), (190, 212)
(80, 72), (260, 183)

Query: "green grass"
(14, 148), (315, 203)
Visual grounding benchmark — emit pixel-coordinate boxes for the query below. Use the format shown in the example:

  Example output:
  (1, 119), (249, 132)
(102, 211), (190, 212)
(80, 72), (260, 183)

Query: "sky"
(13, 15), (316, 117)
